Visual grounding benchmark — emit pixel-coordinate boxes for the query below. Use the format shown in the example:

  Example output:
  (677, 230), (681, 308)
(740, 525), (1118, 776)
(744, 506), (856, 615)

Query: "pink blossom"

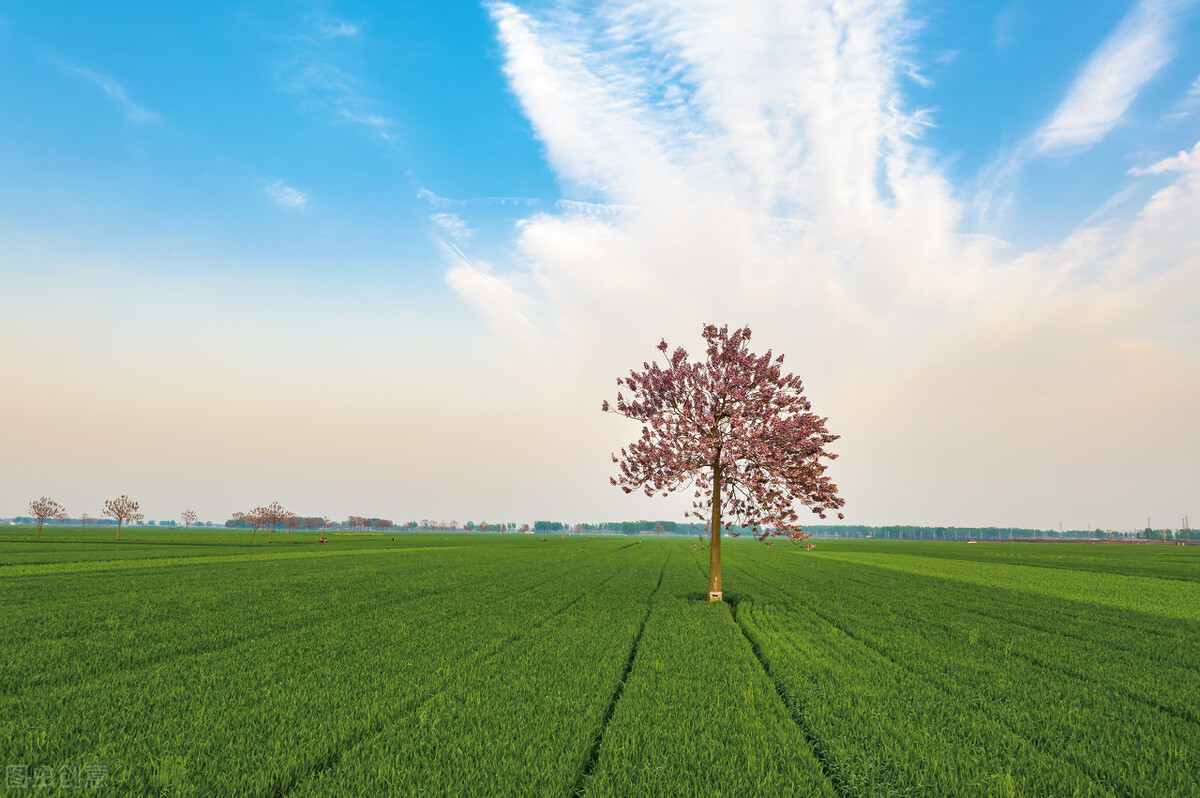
(603, 323), (844, 550)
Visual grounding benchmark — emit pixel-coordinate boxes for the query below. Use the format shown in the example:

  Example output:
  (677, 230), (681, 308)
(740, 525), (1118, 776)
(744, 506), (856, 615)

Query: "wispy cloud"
(1165, 73), (1200, 120)
(274, 16), (391, 140)
(1129, 138), (1200, 175)
(480, 0), (952, 359)
(265, 180), (307, 208)
(556, 199), (630, 216)
(311, 17), (361, 40)
(417, 186), (541, 208)
(441, 242), (553, 370)
(1036, 0), (1193, 154)
(977, 0), (1195, 223)
(458, 0), (1200, 526)
(993, 4), (1026, 51)
(430, 212), (474, 240)
(48, 55), (158, 123)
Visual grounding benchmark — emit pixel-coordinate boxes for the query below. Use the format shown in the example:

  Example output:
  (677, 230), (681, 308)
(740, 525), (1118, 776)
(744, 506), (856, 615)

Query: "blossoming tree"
(103, 495), (144, 540)
(249, 502), (290, 543)
(604, 324), (844, 602)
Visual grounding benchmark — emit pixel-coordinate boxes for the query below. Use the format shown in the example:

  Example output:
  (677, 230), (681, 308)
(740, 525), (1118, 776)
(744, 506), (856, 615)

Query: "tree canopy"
(605, 324), (844, 599)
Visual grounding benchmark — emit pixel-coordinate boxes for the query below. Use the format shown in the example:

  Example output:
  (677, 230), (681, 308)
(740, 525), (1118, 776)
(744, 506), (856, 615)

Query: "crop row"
(811, 548), (1200, 716)
(822, 548), (1200, 621)
(1, 539), (654, 795)
(730, 547), (1200, 796)
(1, 545), (528, 691)
(294, 544), (669, 795)
(836, 539), (1200, 583)
(581, 548), (835, 797)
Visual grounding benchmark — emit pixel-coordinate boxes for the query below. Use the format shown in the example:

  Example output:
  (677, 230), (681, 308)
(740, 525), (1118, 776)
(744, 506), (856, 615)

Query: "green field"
(2, 530), (1198, 796)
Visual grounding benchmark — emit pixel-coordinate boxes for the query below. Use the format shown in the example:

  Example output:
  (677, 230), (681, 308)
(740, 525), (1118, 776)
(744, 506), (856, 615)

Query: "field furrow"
(730, 547), (1200, 796)
(4, 532), (1196, 796)
(580, 551), (836, 797)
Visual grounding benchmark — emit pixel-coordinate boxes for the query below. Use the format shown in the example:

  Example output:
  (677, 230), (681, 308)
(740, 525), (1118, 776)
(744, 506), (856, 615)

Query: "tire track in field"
(572, 548), (672, 798)
(0, 564), (543, 702)
(827, 556), (1199, 658)
(726, 589), (845, 797)
(780, 558), (1200, 729)
(728, 559), (1115, 794)
(276, 548), (650, 797)
(2, 554), (464, 650)
(0, 554), (562, 697)
(913, 598), (1200, 728)
(4, 551), (635, 789)
(853, 573), (1200, 729)
(820, 550), (1200, 622)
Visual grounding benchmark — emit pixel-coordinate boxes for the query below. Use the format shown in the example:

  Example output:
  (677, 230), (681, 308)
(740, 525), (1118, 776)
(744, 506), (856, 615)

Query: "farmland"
(2, 530), (1198, 796)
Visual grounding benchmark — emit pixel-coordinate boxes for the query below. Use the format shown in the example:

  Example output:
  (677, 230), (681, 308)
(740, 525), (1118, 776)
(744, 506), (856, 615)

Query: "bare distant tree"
(103, 495), (144, 540)
(29, 497), (65, 539)
(231, 511), (246, 532)
(181, 510), (198, 535)
(80, 512), (92, 529)
(518, 523), (530, 534)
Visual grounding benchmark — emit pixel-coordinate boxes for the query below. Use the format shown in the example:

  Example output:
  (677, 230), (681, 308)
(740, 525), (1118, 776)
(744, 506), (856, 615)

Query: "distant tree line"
(1136, 528), (1199, 542)
(805, 525), (1200, 542)
(15, 503), (1198, 543)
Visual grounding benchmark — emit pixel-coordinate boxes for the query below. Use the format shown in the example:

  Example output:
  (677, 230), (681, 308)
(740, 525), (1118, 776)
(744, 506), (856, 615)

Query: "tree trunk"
(115, 521), (121, 540)
(708, 463), (722, 602)
(36, 521), (42, 540)
(267, 525), (274, 544)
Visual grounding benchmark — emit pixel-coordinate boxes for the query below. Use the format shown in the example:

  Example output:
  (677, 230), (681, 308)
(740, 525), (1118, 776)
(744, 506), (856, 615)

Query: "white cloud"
(418, 186), (542, 208)
(337, 108), (391, 139)
(482, 0), (964, 369)
(555, 199), (630, 215)
(993, 4), (1025, 51)
(265, 180), (307, 208)
(1036, 0), (1193, 154)
(430, 212), (474, 240)
(49, 56), (158, 123)
(442, 242), (555, 370)
(1129, 139), (1200, 175)
(418, 187), (455, 208)
(275, 18), (391, 141)
(455, 1), (1200, 527)
(314, 19), (361, 39)
(1165, 73), (1200, 119)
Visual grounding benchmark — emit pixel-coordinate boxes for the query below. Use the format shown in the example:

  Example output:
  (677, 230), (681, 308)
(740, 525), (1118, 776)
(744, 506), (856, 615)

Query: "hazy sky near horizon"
(2, 1), (1198, 530)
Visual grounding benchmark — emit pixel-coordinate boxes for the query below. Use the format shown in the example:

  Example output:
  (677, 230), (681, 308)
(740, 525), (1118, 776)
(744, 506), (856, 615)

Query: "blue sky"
(2, 1), (1198, 529)
(0, 3), (552, 285)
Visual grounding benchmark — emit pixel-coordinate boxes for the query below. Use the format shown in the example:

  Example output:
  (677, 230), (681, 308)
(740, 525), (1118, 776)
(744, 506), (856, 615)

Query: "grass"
(1, 528), (1197, 795)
